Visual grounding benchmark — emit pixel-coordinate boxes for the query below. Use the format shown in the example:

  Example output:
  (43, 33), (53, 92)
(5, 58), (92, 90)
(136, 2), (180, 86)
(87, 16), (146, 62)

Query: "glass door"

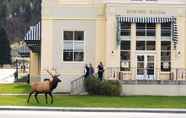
(137, 54), (155, 80)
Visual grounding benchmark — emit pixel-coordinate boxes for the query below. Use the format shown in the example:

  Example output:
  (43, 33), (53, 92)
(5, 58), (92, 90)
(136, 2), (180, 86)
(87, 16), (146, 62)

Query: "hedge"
(84, 76), (121, 96)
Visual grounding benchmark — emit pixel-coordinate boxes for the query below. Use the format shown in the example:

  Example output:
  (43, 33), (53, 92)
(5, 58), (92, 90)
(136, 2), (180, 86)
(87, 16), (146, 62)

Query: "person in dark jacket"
(89, 64), (95, 77)
(14, 59), (19, 81)
(84, 64), (90, 78)
(97, 62), (104, 81)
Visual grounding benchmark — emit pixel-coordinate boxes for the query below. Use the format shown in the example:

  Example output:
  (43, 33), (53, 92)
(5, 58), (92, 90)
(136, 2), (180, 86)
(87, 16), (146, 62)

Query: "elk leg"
(45, 93), (48, 104)
(34, 92), (40, 104)
(49, 92), (53, 104)
(27, 91), (33, 104)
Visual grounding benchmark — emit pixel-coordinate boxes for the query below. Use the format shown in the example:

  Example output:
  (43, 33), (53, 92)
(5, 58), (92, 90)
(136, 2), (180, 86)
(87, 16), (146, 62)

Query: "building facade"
(28, 0), (186, 92)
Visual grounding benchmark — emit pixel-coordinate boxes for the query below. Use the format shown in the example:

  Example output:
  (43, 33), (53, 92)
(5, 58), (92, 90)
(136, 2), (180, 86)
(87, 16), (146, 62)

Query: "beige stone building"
(26, 0), (186, 93)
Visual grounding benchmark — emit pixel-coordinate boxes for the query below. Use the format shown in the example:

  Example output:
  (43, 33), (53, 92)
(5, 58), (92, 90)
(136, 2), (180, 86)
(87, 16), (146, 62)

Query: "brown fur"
(27, 75), (61, 104)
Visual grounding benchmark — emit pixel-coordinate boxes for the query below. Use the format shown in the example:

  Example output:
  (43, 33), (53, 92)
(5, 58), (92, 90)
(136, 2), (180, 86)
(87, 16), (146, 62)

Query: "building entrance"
(136, 54), (155, 80)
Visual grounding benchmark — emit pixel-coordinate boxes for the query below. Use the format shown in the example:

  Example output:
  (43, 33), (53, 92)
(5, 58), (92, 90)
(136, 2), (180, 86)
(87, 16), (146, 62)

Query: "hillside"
(0, 0), (41, 44)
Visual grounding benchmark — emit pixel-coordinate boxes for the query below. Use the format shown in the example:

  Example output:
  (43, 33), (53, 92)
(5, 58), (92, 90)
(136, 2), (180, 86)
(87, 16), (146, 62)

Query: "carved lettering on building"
(126, 9), (166, 15)
(130, 0), (158, 1)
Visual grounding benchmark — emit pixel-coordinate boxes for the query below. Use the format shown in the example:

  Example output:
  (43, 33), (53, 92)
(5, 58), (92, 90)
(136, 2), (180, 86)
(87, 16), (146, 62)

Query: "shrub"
(84, 76), (121, 96)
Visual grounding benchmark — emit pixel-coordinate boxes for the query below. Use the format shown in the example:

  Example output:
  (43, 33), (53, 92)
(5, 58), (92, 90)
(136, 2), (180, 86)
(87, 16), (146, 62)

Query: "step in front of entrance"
(120, 80), (186, 85)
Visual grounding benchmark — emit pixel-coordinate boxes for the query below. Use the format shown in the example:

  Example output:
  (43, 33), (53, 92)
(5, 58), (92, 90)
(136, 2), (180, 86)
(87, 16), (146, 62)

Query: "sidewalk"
(0, 106), (186, 113)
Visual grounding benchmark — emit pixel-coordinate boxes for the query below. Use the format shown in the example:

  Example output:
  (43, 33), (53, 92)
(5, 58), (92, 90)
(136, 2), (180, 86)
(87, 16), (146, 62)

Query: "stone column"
(30, 51), (40, 82)
(131, 23), (136, 80)
(156, 24), (161, 80)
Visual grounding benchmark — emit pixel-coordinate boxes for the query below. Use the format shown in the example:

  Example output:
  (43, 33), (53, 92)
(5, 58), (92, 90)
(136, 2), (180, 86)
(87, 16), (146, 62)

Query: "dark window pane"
(63, 50), (73, 61)
(137, 62), (144, 69)
(64, 31), (73, 40)
(161, 22), (171, 30)
(161, 52), (171, 61)
(120, 30), (130, 36)
(75, 31), (84, 41)
(136, 23), (145, 29)
(120, 22), (131, 36)
(161, 30), (171, 37)
(136, 30), (145, 36)
(147, 63), (154, 69)
(147, 69), (154, 75)
(161, 23), (171, 37)
(147, 23), (155, 29)
(120, 22), (131, 29)
(161, 41), (171, 50)
(147, 30), (155, 36)
(120, 51), (130, 60)
(137, 69), (144, 75)
(136, 41), (145, 50)
(74, 52), (84, 61)
(147, 41), (156, 50)
(137, 56), (144, 61)
(120, 41), (130, 50)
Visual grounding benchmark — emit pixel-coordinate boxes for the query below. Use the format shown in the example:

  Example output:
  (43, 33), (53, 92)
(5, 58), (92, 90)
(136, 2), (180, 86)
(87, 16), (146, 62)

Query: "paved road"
(1, 110), (186, 118)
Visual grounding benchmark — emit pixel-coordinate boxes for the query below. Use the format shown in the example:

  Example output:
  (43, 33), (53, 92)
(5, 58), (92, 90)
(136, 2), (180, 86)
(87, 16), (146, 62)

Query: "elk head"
(46, 69), (62, 83)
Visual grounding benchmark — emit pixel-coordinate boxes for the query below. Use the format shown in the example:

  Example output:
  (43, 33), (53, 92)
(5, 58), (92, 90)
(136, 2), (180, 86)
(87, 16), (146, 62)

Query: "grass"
(0, 84), (186, 108)
(0, 84), (31, 93)
(0, 95), (186, 108)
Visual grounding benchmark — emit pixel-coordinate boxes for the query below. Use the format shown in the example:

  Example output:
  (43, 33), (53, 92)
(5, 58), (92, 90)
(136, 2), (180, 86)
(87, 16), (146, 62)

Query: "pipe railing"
(70, 75), (85, 95)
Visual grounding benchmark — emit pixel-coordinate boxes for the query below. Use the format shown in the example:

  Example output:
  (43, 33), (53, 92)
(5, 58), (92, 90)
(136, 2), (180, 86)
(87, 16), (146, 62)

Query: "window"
(63, 31), (84, 62)
(120, 41), (130, 71)
(161, 22), (171, 37)
(136, 23), (156, 50)
(136, 23), (155, 36)
(161, 41), (171, 71)
(120, 22), (131, 36)
(136, 41), (156, 50)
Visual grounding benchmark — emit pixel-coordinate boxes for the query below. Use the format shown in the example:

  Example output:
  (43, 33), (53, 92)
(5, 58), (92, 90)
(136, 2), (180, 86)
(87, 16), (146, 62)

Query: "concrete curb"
(0, 106), (186, 113)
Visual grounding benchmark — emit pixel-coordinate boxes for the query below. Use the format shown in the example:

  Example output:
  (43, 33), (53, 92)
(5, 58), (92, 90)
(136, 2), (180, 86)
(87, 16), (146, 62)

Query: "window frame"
(120, 40), (131, 71)
(63, 31), (85, 63)
(161, 41), (171, 72)
(136, 23), (156, 37)
(136, 41), (156, 51)
(119, 22), (132, 71)
(161, 22), (172, 37)
(120, 22), (131, 37)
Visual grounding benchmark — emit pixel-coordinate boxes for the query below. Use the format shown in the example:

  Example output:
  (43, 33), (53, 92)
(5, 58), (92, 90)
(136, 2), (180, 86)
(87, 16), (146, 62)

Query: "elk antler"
(46, 69), (54, 77)
(52, 68), (60, 77)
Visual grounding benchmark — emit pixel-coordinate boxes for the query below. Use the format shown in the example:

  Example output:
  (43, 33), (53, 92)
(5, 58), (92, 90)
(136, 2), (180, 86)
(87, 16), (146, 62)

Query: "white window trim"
(62, 30), (86, 64)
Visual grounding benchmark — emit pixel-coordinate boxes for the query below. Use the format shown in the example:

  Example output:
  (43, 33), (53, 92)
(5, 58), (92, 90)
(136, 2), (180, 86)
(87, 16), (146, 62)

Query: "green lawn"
(0, 84), (31, 93)
(1, 95), (186, 108)
(1, 84), (186, 108)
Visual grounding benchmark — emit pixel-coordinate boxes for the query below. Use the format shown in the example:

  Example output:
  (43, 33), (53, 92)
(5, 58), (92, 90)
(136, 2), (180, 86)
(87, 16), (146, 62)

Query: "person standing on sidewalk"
(14, 59), (19, 81)
(97, 62), (104, 81)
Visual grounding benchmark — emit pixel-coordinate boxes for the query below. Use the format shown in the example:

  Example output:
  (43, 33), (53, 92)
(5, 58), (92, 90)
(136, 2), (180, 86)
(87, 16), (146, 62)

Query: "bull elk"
(27, 70), (62, 104)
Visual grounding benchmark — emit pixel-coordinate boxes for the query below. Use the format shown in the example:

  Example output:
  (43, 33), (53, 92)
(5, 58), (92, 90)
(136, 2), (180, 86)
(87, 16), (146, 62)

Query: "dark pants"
(84, 73), (89, 78)
(14, 71), (18, 81)
(98, 71), (103, 81)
